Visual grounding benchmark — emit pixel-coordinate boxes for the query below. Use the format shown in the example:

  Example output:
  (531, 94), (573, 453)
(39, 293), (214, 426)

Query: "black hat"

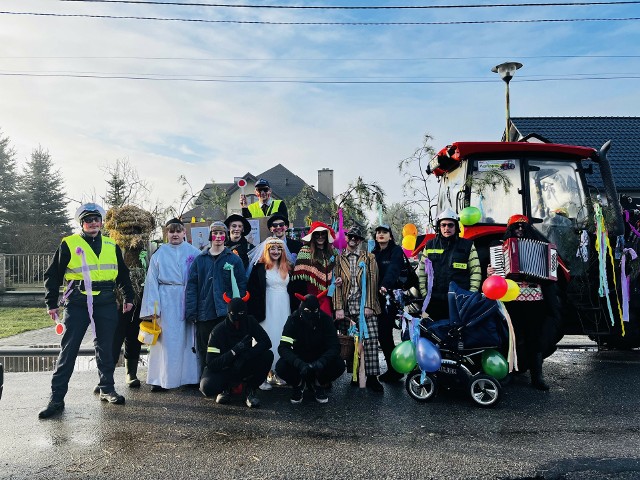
(165, 218), (184, 227)
(346, 225), (365, 240)
(255, 178), (270, 189)
(267, 214), (290, 229)
(224, 214), (252, 236)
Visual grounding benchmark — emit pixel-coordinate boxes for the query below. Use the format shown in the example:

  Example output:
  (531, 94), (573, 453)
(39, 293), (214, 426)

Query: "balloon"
(500, 279), (521, 302)
(459, 206), (482, 226)
(481, 349), (508, 380)
(416, 337), (442, 373)
(402, 223), (418, 237)
(390, 340), (417, 374)
(459, 223), (465, 238)
(482, 275), (508, 300)
(402, 247), (413, 257)
(401, 234), (417, 251)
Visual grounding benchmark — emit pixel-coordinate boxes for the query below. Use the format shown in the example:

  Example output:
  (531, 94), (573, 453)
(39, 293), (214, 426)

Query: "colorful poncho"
(291, 245), (336, 291)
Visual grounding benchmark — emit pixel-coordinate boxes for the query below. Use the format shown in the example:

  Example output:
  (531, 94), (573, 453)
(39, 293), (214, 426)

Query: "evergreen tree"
(0, 131), (20, 253)
(14, 147), (71, 252)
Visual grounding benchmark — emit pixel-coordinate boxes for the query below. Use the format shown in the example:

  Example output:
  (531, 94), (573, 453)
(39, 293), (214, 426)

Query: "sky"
(1, 0), (639, 225)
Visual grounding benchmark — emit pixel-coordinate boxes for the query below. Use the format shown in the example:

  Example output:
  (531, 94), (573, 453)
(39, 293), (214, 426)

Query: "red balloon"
(482, 275), (508, 300)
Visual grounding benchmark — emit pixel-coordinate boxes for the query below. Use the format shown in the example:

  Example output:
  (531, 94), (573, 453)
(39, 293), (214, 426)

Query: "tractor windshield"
(468, 158), (523, 224)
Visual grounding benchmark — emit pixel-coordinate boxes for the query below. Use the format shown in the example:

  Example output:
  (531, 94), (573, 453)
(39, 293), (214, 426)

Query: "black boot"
(530, 353), (550, 391)
(125, 359), (141, 388)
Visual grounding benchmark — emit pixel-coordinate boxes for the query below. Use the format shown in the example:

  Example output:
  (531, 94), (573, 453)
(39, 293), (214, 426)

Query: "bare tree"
(398, 133), (439, 227)
(101, 158), (150, 208)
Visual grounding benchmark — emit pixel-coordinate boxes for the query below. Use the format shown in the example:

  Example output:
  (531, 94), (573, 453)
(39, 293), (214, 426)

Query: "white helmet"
(75, 202), (106, 225)
(437, 208), (459, 223)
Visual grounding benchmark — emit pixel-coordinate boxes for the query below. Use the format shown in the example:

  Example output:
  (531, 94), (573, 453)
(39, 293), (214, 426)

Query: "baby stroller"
(405, 282), (509, 408)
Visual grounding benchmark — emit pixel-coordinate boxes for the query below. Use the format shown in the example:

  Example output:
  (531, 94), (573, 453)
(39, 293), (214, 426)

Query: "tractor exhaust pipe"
(591, 140), (625, 236)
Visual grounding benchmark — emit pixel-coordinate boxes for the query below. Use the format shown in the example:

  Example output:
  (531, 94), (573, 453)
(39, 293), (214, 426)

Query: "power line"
(1, 72), (638, 83)
(1, 11), (639, 25)
(58, 0), (640, 9)
(1, 54), (639, 61)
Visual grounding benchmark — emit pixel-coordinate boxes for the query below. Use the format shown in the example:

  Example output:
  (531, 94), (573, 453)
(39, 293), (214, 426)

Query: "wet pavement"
(1, 332), (639, 479)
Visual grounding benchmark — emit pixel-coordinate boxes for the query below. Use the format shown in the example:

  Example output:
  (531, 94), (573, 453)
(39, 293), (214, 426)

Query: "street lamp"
(492, 61), (523, 142)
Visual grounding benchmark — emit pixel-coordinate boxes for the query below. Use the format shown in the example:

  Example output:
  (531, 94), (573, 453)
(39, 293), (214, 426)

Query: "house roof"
(182, 164), (332, 224)
(510, 117), (640, 191)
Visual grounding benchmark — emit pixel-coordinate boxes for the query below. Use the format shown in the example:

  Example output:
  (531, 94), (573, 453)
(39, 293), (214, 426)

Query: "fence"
(1, 253), (55, 289)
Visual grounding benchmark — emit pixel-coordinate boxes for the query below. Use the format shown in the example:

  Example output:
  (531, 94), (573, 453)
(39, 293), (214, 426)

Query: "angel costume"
(140, 240), (201, 388)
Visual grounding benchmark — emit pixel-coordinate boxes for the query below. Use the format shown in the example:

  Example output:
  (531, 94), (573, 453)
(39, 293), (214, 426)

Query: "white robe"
(140, 241), (201, 388)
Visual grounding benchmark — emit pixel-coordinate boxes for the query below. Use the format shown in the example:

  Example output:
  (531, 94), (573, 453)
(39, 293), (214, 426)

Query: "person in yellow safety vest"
(39, 203), (136, 419)
(240, 178), (289, 219)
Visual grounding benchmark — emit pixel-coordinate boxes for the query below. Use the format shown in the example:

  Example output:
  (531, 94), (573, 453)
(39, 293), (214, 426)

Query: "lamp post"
(491, 61), (523, 142)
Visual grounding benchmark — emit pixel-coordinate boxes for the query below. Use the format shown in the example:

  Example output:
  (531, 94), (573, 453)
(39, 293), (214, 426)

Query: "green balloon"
(460, 206), (482, 226)
(390, 340), (417, 374)
(481, 349), (508, 380)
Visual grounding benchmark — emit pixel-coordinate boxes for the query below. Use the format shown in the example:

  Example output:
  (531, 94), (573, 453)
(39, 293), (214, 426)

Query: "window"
(469, 159), (523, 224)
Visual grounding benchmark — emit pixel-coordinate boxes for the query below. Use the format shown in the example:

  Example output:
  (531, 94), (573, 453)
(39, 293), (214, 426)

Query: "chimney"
(317, 168), (334, 199)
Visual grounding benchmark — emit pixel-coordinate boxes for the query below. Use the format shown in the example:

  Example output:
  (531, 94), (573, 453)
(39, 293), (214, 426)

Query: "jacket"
(278, 307), (340, 370)
(243, 200), (288, 219)
(205, 314), (272, 372)
(332, 250), (382, 315)
(372, 240), (404, 290)
(44, 231), (134, 310)
(418, 235), (481, 300)
(184, 247), (248, 322)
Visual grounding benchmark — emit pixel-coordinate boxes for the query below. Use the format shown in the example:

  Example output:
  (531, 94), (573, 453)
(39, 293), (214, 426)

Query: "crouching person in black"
(276, 294), (345, 404)
(199, 297), (273, 408)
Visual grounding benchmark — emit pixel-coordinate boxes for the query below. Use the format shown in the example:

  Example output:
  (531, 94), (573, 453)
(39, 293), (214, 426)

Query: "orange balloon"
(402, 223), (418, 237)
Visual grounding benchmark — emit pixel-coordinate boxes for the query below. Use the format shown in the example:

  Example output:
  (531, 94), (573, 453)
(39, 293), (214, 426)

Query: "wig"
(259, 238), (291, 279)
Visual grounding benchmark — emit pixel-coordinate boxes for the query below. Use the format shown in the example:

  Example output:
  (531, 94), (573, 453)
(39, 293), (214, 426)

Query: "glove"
(309, 360), (323, 373)
(298, 363), (312, 379)
(232, 335), (252, 355)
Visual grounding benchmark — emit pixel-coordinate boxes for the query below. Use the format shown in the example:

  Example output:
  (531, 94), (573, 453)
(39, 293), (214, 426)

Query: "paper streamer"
(75, 246), (96, 338)
(621, 248), (638, 322)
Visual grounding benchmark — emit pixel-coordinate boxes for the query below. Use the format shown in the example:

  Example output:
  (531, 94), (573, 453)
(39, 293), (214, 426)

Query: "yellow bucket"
(138, 317), (161, 346)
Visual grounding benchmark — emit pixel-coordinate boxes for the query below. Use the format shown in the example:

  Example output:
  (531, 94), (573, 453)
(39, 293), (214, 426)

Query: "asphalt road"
(1, 348), (640, 480)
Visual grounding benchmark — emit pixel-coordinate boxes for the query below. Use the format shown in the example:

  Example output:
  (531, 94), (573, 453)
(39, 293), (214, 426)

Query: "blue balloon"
(416, 337), (442, 373)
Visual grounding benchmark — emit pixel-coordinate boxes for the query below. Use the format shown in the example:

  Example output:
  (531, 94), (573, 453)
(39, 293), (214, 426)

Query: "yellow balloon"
(402, 223), (418, 237)
(500, 279), (521, 302)
(459, 224), (465, 237)
(402, 235), (417, 250)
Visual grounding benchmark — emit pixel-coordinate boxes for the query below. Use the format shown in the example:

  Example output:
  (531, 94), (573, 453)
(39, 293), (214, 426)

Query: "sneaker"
(126, 375), (141, 388)
(259, 380), (272, 391)
(290, 382), (305, 404)
(99, 391), (125, 405)
(366, 375), (384, 393)
(245, 389), (261, 408)
(312, 384), (328, 404)
(150, 385), (168, 392)
(216, 390), (231, 405)
(38, 400), (65, 419)
(93, 385), (100, 394)
(267, 373), (287, 386)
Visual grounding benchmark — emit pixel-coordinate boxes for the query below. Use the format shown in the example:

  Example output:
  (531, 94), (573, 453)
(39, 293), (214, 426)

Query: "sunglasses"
(271, 222), (286, 228)
(514, 223), (526, 230)
(347, 234), (362, 241)
(256, 188), (270, 193)
(167, 228), (184, 233)
(440, 222), (456, 228)
(82, 216), (102, 224)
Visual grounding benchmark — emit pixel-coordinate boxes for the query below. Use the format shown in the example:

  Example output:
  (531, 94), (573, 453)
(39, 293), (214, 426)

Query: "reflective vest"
(247, 199), (283, 218)
(63, 234), (118, 295)
(425, 236), (473, 293)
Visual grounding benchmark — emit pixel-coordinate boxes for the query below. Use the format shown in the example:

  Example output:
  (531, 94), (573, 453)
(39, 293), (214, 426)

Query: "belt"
(76, 280), (116, 291)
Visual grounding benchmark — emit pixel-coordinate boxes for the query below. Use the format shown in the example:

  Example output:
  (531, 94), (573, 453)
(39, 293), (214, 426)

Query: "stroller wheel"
(469, 374), (501, 408)
(405, 371), (437, 402)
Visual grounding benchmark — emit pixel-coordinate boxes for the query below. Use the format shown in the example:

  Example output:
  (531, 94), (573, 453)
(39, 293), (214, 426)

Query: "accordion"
(489, 237), (558, 281)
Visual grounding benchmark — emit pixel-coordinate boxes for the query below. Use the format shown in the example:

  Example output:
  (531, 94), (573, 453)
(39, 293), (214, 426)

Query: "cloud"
(1, 0), (638, 223)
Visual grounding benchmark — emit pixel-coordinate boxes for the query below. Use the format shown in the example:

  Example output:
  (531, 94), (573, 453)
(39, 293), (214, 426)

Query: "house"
(507, 117), (640, 205)
(182, 164), (334, 226)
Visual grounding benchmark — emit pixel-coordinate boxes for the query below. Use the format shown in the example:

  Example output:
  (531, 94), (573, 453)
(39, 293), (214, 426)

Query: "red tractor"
(422, 139), (640, 348)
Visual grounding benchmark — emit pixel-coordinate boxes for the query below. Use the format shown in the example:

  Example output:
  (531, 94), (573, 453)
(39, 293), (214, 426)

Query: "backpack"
(398, 253), (420, 291)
